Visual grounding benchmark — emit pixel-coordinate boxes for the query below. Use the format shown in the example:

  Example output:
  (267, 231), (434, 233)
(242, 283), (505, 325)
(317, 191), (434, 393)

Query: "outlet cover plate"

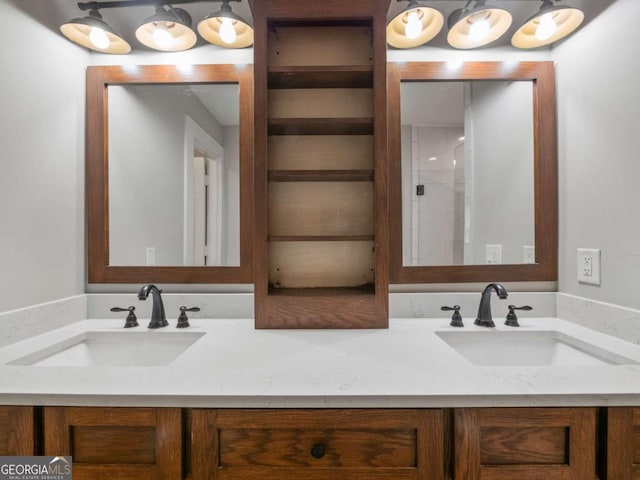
(577, 248), (601, 286)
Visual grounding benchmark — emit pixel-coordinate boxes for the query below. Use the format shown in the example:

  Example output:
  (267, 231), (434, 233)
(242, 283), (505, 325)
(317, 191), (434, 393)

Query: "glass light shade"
(135, 7), (197, 52)
(387, 2), (444, 49)
(60, 10), (131, 54)
(512, 1), (584, 49)
(197, 4), (254, 48)
(447, 2), (512, 49)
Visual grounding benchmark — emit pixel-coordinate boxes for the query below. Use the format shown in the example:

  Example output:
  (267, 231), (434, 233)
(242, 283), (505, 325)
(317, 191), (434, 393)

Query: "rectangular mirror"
(389, 62), (557, 284)
(401, 80), (534, 266)
(87, 65), (253, 283)
(108, 83), (240, 267)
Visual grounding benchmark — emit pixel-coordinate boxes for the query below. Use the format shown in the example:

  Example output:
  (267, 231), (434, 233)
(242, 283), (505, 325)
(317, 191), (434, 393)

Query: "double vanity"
(1, 2), (636, 479)
(1, 291), (640, 479)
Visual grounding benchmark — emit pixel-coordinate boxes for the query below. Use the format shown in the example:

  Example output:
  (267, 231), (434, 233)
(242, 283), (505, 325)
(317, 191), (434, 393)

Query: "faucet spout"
(138, 284), (168, 328)
(474, 283), (508, 328)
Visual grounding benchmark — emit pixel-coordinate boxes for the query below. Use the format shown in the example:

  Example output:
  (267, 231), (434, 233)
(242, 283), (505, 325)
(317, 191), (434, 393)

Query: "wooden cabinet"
(0, 406), (37, 455)
(43, 406), (182, 480)
(188, 409), (449, 480)
(8, 404), (633, 479)
(253, 0), (389, 329)
(601, 407), (640, 479)
(454, 407), (597, 480)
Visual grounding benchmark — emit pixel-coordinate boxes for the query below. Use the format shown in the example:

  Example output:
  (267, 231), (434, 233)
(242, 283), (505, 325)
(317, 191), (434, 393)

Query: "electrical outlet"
(485, 244), (503, 264)
(577, 248), (601, 285)
(523, 245), (535, 264)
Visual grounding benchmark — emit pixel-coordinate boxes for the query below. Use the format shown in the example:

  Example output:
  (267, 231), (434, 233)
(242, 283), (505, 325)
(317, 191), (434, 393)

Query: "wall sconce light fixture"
(387, 0), (584, 50)
(60, 0), (253, 54)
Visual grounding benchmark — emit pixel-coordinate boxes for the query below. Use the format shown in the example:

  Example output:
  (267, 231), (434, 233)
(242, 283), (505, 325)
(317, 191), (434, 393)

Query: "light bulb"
(469, 18), (490, 42)
(89, 26), (110, 49)
(535, 13), (557, 41)
(219, 18), (237, 44)
(404, 10), (423, 40)
(152, 23), (173, 49)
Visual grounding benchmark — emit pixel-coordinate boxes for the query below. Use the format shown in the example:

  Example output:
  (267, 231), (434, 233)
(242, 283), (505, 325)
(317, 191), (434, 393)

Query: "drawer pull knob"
(310, 443), (325, 459)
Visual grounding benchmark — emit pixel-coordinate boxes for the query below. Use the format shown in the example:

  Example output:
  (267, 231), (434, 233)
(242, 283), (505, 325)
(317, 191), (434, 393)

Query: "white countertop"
(2, 317), (640, 408)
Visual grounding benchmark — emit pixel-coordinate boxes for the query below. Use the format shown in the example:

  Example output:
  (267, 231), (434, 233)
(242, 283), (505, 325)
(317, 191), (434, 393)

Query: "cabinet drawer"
(189, 409), (448, 480)
(220, 427), (415, 468)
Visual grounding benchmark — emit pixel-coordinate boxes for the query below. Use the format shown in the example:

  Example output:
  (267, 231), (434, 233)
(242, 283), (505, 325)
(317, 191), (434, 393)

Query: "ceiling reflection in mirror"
(108, 83), (240, 267)
(400, 80), (534, 266)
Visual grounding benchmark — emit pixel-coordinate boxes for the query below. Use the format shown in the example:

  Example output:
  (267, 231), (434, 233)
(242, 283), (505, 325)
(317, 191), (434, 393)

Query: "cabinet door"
(455, 407), (596, 480)
(603, 407), (640, 479)
(189, 409), (448, 480)
(44, 406), (181, 480)
(0, 406), (36, 455)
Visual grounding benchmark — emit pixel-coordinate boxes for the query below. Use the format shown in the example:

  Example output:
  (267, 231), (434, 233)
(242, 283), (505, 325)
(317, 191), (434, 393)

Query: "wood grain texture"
(268, 117), (374, 136)
(268, 170), (374, 182)
(268, 25), (373, 66)
(388, 61), (558, 284)
(269, 182), (374, 237)
(268, 135), (373, 170)
(269, 88), (373, 118)
(220, 428), (416, 467)
(72, 426), (156, 464)
(86, 64), (254, 284)
(269, 241), (374, 288)
(454, 408), (596, 480)
(189, 409), (445, 480)
(602, 407), (637, 480)
(0, 406), (36, 455)
(43, 406), (182, 480)
(254, 3), (388, 328)
(269, 66), (373, 89)
(261, 0), (380, 19)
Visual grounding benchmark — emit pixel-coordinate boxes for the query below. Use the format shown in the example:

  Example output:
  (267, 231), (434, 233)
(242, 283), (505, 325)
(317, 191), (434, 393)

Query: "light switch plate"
(577, 248), (601, 285)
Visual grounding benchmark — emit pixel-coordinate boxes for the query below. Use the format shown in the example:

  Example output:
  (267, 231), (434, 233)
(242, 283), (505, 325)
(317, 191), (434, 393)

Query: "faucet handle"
(441, 305), (464, 327)
(505, 305), (533, 327)
(110, 306), (138, 328)
(177, 306), (200, 328)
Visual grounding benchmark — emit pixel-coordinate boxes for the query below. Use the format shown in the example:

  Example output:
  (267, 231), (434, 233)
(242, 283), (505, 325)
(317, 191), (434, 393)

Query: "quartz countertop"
(1, 317), (640, 408)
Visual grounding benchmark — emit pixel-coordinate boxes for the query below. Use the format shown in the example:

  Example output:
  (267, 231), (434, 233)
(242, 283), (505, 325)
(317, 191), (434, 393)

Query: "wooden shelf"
(269, 286), (375, 297)
(269, 235), (374, 242)
(268, 169), (373, 182)
(268, 118), (373, 135)
(268, 65), (373, 89)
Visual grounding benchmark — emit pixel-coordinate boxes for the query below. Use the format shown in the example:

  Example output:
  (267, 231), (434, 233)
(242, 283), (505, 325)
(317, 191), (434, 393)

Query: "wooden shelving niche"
(253, 2), (388, 328)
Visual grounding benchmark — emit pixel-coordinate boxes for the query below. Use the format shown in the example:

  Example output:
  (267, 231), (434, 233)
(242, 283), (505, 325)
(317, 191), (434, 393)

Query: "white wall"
(108, 85), (222, 266)
(467, 81), (535, 265)
(0, 2), (88, 312)
(553, 0), (640, 309)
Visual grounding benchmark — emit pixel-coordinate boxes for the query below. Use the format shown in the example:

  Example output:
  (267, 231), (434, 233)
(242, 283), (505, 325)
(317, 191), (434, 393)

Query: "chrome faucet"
(138, 284), (168, 328)
(474, 283), (508, 328)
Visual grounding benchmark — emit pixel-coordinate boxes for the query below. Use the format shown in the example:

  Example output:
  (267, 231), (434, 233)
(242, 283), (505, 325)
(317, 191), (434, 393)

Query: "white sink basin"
(436, 330), (636, 366)
(9, 331), (204, 367)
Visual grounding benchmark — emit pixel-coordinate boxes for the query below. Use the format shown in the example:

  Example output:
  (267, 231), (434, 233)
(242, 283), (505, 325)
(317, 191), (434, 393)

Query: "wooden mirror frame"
(86, 64), (254, 283)
(388, 61), (557, 283)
